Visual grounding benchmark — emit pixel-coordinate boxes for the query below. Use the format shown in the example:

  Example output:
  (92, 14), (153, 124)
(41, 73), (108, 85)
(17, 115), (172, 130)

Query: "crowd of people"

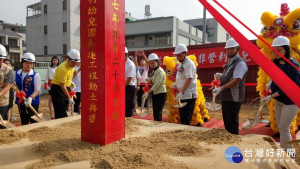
(0, 44), (82, 125)
(0, 36), (299, 152)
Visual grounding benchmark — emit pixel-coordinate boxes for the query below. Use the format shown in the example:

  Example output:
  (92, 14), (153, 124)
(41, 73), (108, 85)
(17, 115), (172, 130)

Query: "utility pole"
(202, 8), (207, 44)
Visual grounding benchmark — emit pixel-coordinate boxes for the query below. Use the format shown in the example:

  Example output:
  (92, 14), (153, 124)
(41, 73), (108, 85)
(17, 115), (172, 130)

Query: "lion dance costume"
(257, 3), (300, 133)
(163, 55), (209, 126)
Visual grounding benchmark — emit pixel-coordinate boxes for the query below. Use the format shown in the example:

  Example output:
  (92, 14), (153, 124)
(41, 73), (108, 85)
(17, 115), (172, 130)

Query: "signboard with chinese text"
(80, 0), (125, 145)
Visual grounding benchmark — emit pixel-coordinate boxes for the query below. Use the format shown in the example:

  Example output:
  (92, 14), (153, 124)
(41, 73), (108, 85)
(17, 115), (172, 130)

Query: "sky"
(0, 0), (300, 39)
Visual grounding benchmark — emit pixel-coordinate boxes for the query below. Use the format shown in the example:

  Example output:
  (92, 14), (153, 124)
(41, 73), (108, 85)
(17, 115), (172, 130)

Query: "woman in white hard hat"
(15, 52), (41, 125)
(143, 53), (166, 121)
(173, 44), (198, 125)
(51, 49), (80, 119)
(0, 44), (14, 122)
(46, 56), (60, 119)
(261, 36), (300, 151)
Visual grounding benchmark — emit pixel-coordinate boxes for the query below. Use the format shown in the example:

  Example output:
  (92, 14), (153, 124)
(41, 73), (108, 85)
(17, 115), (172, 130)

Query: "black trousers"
(74, 92), (81, 113)
(221, 101), (241, 135)
(51, 84), (68, 119)
(19, 104), (38, 125)
(137, 85), (148, 107)
(152, 92), (167, 121)
(179, 98), (196, 125)
(126, 85), (136, 117)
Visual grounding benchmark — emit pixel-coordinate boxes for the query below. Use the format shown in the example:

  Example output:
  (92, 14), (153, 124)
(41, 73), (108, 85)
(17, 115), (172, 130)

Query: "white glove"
(70, 82), (76, 90)
(212, 87), (222, 96)
(25, 97), (33, 107)
(68, 98), (75, 105)
(143, 92), (149, 98)
(175, 92), (183, 100)
(266, 80), (272, 89)
(171, 83), (176, 89)
(215, 73), (223, 80)
(261, 95), (272, 103)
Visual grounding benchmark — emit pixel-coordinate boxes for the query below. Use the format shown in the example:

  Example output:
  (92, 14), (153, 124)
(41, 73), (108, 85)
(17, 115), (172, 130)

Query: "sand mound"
(1, 118), (299, 169)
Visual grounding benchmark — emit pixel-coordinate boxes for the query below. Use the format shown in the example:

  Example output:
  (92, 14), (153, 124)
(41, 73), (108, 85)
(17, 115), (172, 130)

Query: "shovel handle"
(11, 83), (43, 120)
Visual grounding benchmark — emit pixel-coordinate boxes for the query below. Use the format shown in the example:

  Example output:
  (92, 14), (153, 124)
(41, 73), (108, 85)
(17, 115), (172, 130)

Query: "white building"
(184, 18), (229, 43)
(26, 0), (80, 61)
(125, 16), (203, 51)
(0, 20), (26, 68)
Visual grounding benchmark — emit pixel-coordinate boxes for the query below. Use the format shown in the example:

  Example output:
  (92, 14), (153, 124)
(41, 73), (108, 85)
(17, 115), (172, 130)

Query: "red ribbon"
(142, 84), (150, 93)
(172, 87), (180, 95)
(261, 89), (272, 98)
(198, 0), (300, 107)
(209, 80), (221, 90)
(48, 80), (52, 88)
(69, 90), (77, 99)
(16, 91), (26, 103)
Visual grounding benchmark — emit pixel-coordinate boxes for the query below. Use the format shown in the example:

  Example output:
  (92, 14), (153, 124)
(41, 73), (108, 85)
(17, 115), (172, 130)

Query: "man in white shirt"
(173, 44), (198, 125)
(125, 47), (136, 117)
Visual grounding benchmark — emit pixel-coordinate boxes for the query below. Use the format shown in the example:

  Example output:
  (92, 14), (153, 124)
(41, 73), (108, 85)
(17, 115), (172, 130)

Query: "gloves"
(70, 82), (76, 90)
(215, 73), (223, 80)
(261, 95), (272, 103)
(68, 98), (75, 105)
(143, 92), (149, 98)
(175, 92), (183, 100)
(266, 80), (272, 89)
(25, 97), (33, 107)
(212, 87), (222, 96)
(171, 83), (176, 89)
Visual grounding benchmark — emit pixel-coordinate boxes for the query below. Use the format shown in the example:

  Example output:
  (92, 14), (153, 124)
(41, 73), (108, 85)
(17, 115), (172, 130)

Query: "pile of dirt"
(125, 118), (146, 135)
(0, 129), (25, 144)
(24, 119), (213, 169)
(196, 128), (242, 144)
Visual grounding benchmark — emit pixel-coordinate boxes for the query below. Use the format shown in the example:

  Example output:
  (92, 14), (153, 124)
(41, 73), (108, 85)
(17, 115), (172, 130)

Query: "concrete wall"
(26, 0), (80, 57)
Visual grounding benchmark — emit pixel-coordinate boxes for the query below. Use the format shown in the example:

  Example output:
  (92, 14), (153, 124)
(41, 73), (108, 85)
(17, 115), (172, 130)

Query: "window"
(44, 5), (47, 14)
(63, 44), (67, 54)
(63, 22), (67, 32)
(44, 46), (48, 55)
(125, 36), (135, 47)
(63, 0), (67, 10)
(44, 25), (47, 35)
(155, 33), (171, 46)
(8, 39), (18, 48)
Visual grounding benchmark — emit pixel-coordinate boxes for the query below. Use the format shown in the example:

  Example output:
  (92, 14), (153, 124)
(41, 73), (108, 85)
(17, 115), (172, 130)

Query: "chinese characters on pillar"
(86, 0), (98, 124)
(111, 0), (121, 121)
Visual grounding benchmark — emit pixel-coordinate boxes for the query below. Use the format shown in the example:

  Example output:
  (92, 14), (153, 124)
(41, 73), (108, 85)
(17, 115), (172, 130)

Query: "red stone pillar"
(80, 0), (125, 145)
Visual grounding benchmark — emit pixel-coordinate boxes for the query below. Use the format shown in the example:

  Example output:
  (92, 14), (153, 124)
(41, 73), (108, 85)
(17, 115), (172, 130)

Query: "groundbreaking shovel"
(173, 98), (187, 108)
(136, 96), (150, 117)
(11, 83), (51, 122)
(242, 101), (266, 130)
(0, 114), (16, 128)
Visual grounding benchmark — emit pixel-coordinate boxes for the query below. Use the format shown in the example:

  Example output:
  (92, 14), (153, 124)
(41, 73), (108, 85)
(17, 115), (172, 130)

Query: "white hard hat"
(125, 47), (128, 54)
(68, 49), (80, 62)
(173, 44), (188, 54)
(0, 44), (7, 58)
(148, 53), (159, 61)
(225, 38), (239, 48)
(22, 52), (35, 62)
(272, 36), (290, 47)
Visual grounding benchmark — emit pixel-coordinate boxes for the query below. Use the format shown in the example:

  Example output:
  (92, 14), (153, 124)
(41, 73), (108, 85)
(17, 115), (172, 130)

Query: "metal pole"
(202, 8), (207, 44)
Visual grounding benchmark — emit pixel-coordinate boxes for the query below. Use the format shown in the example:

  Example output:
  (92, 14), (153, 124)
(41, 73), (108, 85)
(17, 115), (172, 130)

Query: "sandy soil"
(0, 94), (298, 169)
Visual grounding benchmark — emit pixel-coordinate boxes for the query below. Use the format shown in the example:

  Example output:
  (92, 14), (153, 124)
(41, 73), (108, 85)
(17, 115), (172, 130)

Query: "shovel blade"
(0, 120), (16, 128)
(30, 112), (51, 122)
(173, 102), (187, 108)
